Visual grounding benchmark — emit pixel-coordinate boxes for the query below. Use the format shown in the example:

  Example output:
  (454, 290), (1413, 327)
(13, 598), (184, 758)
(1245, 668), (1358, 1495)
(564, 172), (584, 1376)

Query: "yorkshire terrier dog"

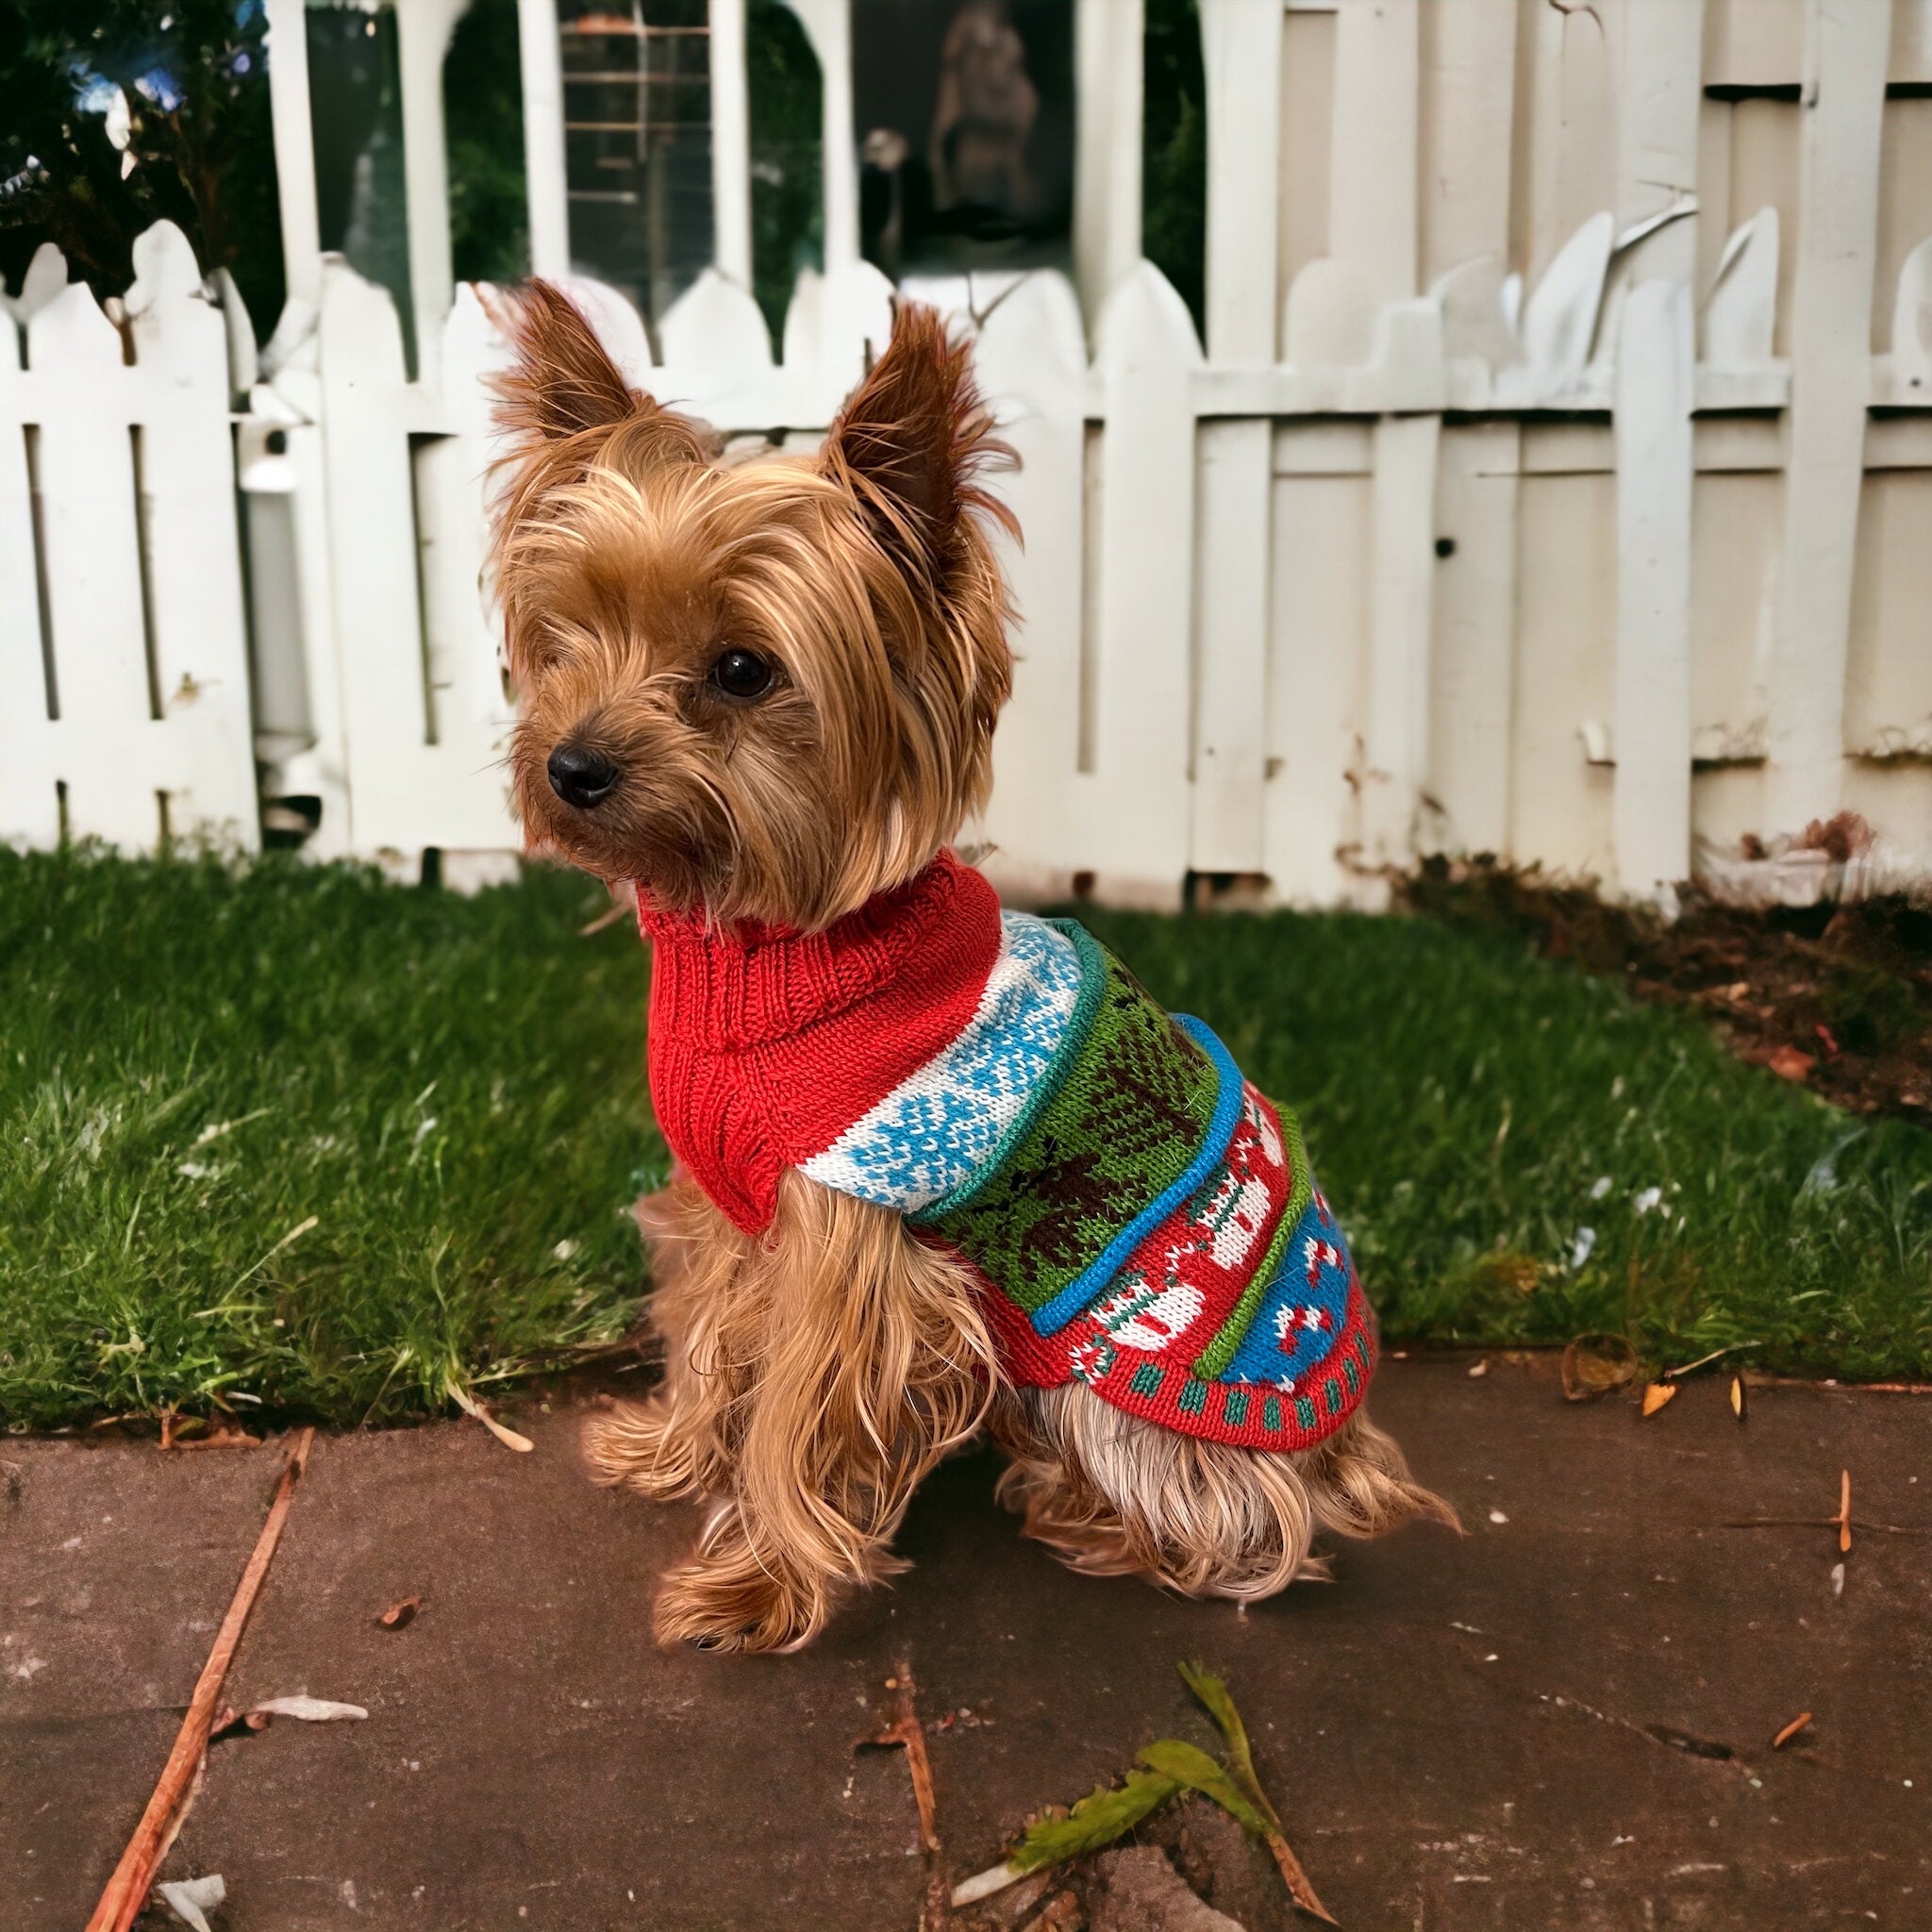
(491, 284), (1454, 1653)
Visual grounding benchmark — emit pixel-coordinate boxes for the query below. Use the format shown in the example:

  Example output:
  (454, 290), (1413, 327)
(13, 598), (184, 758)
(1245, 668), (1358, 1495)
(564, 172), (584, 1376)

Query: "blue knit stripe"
(910, 919), (1108, 1224)
(1217, 1187), (1355, 1388)
(1030, 1014), (1248, 1338)
(799, 912), (1085, 1211)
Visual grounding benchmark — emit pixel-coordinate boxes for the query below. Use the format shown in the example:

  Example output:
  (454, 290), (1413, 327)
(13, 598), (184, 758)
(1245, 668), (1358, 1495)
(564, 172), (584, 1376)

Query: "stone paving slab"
(4, 1357), (1928, 1930)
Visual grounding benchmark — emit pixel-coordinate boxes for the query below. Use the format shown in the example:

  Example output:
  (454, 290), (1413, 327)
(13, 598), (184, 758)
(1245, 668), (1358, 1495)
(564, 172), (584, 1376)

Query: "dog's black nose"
(547, 742), (620, 809)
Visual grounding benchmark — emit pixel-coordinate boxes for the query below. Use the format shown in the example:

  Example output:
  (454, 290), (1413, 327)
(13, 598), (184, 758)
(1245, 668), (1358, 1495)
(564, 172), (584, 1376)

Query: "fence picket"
(0, 307), (58, 846)
(1613, 279), (1696, 904)
(125, 224), (259, 849)
(25, 281), (158, 850)
(1082, 260), (1199, 906)
(1763, 0), (1891, 835)
(973, 271), (1087, 899)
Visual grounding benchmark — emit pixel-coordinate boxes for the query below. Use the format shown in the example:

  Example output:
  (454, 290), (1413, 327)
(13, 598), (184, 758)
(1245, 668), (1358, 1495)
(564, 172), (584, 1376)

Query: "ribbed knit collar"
(634, 850), (994, 1049)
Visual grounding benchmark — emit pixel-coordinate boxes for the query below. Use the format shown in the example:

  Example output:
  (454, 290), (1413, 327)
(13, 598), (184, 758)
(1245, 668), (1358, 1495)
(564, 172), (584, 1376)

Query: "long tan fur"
(588, 1174), (997, 1652)
(991, 1386), (1458, 1600)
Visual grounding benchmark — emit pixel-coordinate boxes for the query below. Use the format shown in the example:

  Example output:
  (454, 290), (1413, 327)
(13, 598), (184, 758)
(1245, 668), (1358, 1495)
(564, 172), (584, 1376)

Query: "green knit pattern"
(913, 947), (1219, 1316)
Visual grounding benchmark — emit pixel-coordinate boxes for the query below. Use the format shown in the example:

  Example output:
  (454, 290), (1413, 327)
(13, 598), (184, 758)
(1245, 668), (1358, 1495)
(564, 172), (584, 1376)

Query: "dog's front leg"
(641, 1173), (997, 1653)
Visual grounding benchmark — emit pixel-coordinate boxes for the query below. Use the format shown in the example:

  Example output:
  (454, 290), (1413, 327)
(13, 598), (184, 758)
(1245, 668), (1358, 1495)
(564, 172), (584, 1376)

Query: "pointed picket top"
(1431, 255), (1521, 372)
(1888, 234), (1932, 385)
(1704, 208), (1779, 364)
(1281, 257), (1375, 369)
(780, 263), (824, 367)
(127, 220), (226, 384)
(810, 257), (895, 371)
(658, 267), (774, 383)
(15, 241), (70, 321)
(317, 255), (409, 388)
(975, 267), (1087, 392)
(125, 220), (206, 318)
(1094, 258), (1202, 377)
(558, 275), (654, 389)
(25, 275), (125, 373)
(1519, 211), (1613, 401)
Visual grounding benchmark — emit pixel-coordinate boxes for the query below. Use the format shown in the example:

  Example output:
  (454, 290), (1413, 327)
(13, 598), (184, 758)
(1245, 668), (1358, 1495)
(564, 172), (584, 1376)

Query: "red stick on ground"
(84, 1427), (316, 1932)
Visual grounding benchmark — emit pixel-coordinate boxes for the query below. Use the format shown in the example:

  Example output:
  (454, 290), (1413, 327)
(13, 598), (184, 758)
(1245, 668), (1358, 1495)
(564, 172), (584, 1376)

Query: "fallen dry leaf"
(1467, 1358), (1489, 1378)
(1831, 1561), (1846, 1599)
(1837, 1471), (1853, 1554)
(377, 1595), (422, 1631)
(248, 1695), (367, 1723)
(1771, 1711), (1814, 1750)
(156, 1874), (225, 1932)
(1561, 1334), (1639, 1402)
(1767, 1044), (1816, 1082)
(1641, 1381), (1678, 1418)
(1730, 1375), (1747, 1423)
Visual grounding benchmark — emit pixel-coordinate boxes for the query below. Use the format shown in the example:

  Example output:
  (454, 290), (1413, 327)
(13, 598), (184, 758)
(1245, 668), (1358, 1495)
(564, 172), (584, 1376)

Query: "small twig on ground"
(447, 1381), (535, 1453)
(85, 1427), (316, 1932)
(861, 1662), (947, 1927)
(1772, 1712), (1814, 1750)
(1716, 1518), (1931, 1537)
(1837, 1470), (1853, 1555)
(1662, 1341), (1761, 1381)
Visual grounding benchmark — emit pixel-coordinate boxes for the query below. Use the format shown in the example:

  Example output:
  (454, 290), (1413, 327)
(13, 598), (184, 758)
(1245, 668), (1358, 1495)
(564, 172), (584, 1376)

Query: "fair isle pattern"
(1221, 1188), (1356, 1390)
(798, 912), (1085, 1211)
(969, 1079), (1376, 1449)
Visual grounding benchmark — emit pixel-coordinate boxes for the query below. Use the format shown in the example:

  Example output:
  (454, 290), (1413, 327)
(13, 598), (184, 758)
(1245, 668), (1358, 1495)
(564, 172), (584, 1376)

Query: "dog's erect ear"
(489, 279), (710, 469)
(490, 279), (642, 445)
(822, 303), (1015, 582)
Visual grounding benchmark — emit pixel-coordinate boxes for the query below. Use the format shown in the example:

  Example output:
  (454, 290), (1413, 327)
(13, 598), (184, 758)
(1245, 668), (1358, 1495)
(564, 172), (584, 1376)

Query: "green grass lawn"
(2, 847), (1927, 1430)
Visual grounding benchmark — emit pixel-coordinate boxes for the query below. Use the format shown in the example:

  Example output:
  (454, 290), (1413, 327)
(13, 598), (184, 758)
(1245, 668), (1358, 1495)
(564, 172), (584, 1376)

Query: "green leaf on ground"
(1007, 1768), (1183, 1875)
(1179, 1659), (1282, 1832)
(1136, 1738), (1273, 1839)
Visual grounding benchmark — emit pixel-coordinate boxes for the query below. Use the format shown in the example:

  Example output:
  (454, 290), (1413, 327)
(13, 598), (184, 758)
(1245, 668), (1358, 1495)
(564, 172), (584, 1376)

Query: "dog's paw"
(581, 1399), (700, 1498)
(652, 1550), (824, 1655)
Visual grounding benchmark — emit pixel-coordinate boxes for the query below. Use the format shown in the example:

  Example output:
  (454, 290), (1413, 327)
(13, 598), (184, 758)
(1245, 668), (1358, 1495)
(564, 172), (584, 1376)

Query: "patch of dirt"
(1398, 856), (1932, 1127)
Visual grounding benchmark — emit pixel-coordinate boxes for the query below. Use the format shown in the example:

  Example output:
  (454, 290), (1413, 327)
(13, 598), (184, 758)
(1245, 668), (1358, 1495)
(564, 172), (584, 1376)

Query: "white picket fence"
(5, 0), (1932, 910)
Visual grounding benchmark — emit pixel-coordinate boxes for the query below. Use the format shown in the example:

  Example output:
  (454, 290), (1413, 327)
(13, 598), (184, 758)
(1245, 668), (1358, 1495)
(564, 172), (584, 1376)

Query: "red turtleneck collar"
(635, 851), (1003, 1232)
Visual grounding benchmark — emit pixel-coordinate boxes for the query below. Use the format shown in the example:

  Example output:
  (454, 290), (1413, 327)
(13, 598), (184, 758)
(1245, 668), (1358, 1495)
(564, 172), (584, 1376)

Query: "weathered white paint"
(1074, 0), (1144, 334)
(780, 0), (859, 275)
(1763, 0), (1890, 836)
(1613, 278), (1696, 904)
(708, 0), (753, 291)
(263, 0), (323, 308)
(1426, 421), (1520, 859)
(517, 0), (571, 279)
(396, 0), (472, 383)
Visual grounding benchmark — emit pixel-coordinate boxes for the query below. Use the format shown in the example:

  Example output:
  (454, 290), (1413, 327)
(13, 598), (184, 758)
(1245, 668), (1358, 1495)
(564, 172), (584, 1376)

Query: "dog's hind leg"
(991, 1385), (1456, 1601)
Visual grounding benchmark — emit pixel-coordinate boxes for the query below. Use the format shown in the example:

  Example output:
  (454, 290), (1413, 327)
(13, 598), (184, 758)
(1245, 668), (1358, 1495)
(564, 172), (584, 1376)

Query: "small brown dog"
(491, 285), (1453, 1653)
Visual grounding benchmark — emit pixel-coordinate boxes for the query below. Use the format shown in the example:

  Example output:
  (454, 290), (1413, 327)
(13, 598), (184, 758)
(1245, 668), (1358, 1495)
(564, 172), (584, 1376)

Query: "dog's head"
(489, 285), (1014, 931)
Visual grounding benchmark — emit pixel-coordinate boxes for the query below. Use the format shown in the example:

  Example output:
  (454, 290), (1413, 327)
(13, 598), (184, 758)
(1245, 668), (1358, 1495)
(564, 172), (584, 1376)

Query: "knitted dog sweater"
(636, 852), (1374, 1452)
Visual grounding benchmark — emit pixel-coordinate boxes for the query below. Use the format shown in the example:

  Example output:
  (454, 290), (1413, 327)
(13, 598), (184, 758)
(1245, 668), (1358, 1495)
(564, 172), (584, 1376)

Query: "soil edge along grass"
(2, 847), (1928, 1430)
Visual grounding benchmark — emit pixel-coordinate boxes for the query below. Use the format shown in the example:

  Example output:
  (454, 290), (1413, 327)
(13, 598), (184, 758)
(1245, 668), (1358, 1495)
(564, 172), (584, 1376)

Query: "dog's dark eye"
(708, 648), (774, 701)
